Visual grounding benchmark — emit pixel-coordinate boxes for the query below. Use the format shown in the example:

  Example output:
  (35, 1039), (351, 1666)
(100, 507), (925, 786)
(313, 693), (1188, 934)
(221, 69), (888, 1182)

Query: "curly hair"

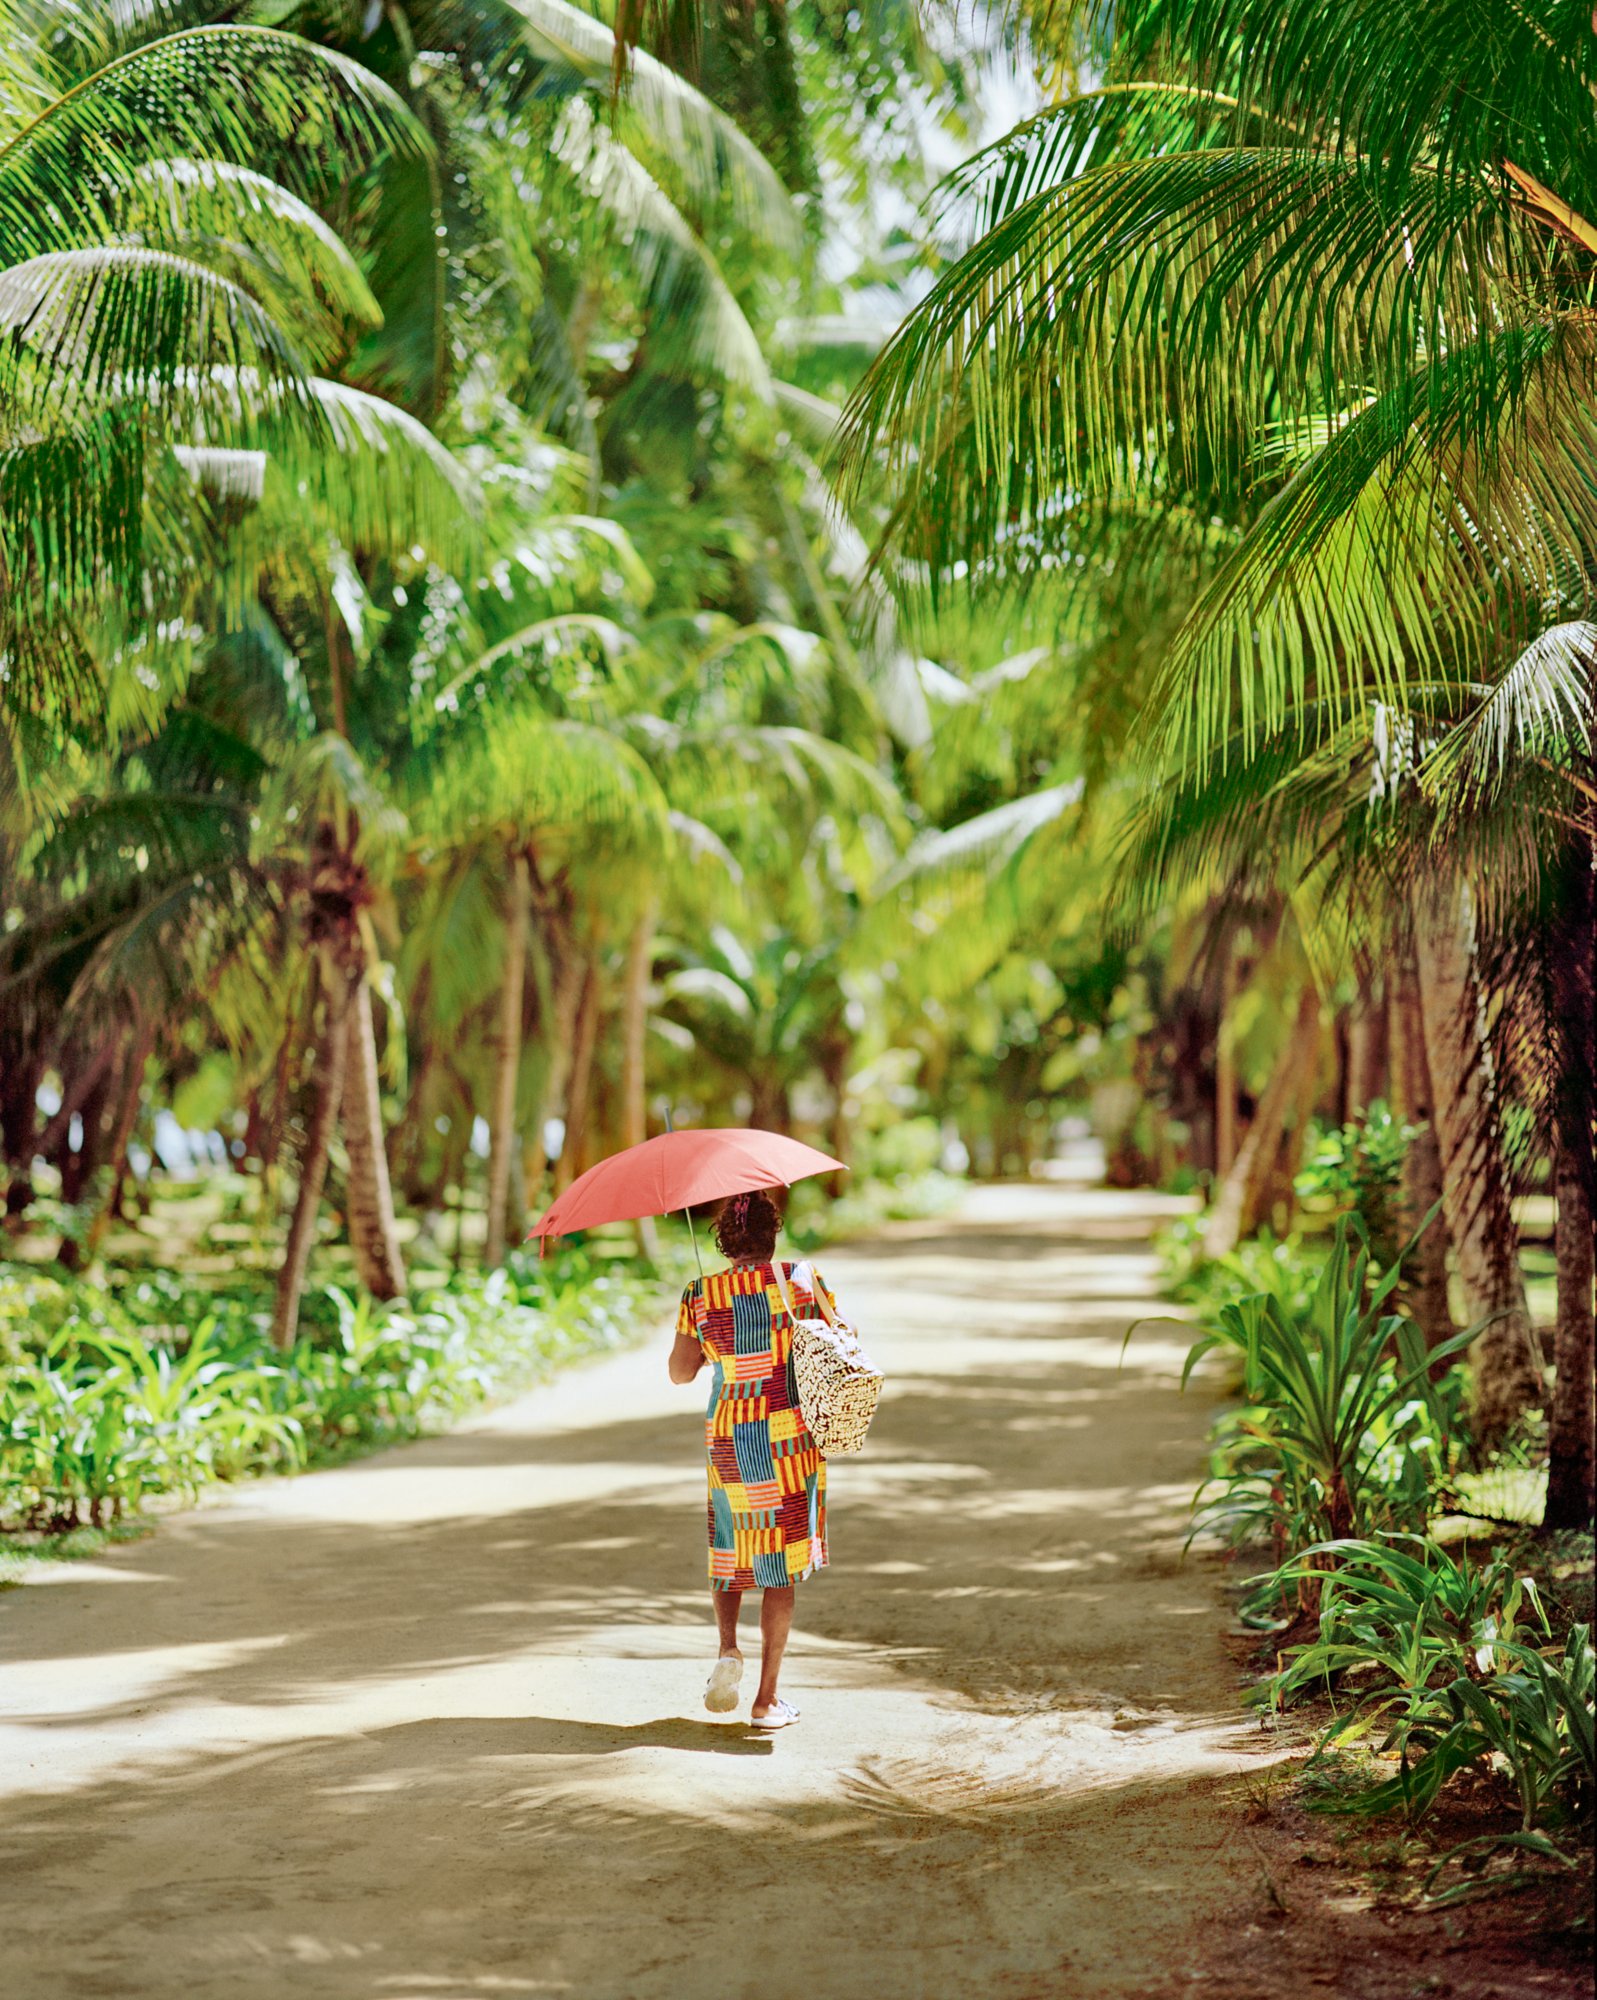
(712, 1186), (783, 1261)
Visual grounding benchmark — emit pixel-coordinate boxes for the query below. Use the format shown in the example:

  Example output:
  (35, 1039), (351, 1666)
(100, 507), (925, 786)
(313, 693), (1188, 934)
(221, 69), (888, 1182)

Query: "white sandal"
(750, 1698), (800, 1731)
(704, 1654), (744, 1714)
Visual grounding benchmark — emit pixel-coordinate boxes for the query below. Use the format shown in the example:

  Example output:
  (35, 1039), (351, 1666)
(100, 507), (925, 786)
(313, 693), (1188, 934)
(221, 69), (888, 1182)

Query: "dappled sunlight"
(0, 1188), (1295, 1998)
(243, 1456), (693, 1527)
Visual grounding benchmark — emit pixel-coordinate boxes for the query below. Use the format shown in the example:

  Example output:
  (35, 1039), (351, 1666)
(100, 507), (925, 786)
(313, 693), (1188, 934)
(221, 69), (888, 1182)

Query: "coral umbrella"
(531, 1127), (846, 1266)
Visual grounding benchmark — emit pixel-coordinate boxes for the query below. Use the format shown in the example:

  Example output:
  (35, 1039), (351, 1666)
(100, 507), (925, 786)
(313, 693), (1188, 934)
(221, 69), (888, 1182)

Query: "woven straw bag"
(772, 1261), (883, 1458)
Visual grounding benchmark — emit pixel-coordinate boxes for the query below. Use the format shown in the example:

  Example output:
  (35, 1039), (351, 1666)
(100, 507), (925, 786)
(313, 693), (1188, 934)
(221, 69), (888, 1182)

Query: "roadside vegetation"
(1155, 1106), (1594, 1912)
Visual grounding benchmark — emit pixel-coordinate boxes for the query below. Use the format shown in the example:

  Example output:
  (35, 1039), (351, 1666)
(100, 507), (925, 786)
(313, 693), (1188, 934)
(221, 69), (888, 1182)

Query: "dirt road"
(0, 1185), (1291, 1999)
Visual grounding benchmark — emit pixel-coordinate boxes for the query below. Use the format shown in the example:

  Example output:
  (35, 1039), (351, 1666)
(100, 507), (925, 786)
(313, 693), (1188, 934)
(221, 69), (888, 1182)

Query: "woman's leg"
(713, 1588), (743, 1657)
(751, 1585), (795, 1716)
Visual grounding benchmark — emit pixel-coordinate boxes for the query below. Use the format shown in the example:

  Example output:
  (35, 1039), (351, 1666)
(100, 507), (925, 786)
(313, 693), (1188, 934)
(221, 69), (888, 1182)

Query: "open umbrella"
(531, 1126), (845, 1269)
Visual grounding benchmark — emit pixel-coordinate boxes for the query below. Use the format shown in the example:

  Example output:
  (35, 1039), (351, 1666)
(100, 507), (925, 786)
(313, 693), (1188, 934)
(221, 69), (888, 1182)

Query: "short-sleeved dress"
(676, 1259), (832, 1591)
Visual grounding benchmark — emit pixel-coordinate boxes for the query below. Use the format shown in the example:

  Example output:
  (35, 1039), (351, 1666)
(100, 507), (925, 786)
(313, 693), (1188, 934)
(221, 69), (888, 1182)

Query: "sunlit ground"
(0, 1185), (1296, 2000)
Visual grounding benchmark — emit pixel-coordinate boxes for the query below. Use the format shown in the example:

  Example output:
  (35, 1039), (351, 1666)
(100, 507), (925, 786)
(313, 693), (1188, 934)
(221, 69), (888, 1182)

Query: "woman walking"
(669, 1187), (834, 1730)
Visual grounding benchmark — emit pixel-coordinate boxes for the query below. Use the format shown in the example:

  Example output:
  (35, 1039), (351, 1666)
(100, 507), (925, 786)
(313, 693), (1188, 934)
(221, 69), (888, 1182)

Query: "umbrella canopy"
(532, 1127), (845, 1245)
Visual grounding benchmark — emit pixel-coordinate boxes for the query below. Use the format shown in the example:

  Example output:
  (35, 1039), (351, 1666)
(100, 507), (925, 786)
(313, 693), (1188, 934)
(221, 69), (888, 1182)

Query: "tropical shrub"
(1294, 1102), (1420, 1270)
(1263, 1535), (1594, 1838)
(1156, 1215), (1326, 1326)
(0, 1261), (663, 1534)
(1176, 1216), (1474, 1574)
(0, 1320), (296, 1530)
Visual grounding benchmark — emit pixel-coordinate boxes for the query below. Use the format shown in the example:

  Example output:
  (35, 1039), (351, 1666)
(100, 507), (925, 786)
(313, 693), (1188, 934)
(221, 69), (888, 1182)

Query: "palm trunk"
(1412, 878), (1541, 1443)
(58, 1059), (112, 1209)
(620, 901), (655, 1150)
(526, 924), (585, 1216)
(1215, 939), (1240, 1178)
(339, 973), (406, 1300)
(1387, 943), (1457, 1357)
(83, 1022), (156, 1260)
(619, 899), (659, 1256)
(1345, 971), (1387, 1119)
(37, 1038), (117, 1161)
(0, 1026), (45, 1228)
(1546, 829), (1597, 1529)
(554, 950), (603, 1197)
(819, 1030), (852, 1198)
(272, 955), (357, 1350)
(486, 850), (532, 1267)
(1203, 984), (1320, 1260)
(1547, 1146), (1596, 1528)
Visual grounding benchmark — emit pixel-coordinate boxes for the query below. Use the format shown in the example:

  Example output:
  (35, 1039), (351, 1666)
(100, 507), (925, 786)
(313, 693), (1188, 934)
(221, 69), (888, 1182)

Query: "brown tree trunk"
(1412, 878), (1542, 1443)
(554, 949), (603, 1198)
(1257, 1013), (1324, 1232)
(525, 920), (586, 1217)
(619, 899), (659, 1256)
(272, 955), (357, 1350)
(1387, 943), (1457, 1357)
(818, 1029), (852, 1198)
(1547, 1145), (1596, 1528)
(0, 1009), (48, 1227)
(83, 1022), (156, 1259)
(1215, 940), (1240, 1178)
(58, 1058), (113, 1209)
(486, 850), (531, 1267)
(1203, 984), (1321, 1260)
(1346, 972), (1387, 1119)
(1546, 827), (1596, 1529)
(620, 901), (654, 1151)
(340, 973), (406, 1299)
(37, 1038), (117, 1161)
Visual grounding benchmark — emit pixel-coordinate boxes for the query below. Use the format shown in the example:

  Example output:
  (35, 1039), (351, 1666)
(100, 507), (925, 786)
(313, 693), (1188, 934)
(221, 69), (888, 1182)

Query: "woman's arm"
(669, 1287), (706, 1383)
(668, 1332), (705, 1384)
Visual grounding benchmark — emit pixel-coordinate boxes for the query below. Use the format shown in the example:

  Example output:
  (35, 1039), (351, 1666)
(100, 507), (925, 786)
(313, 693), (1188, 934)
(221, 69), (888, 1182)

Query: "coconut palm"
(843, 2), (1594, 761)
(837, 0), (1592, 1462)
(0, 6), (437, 719)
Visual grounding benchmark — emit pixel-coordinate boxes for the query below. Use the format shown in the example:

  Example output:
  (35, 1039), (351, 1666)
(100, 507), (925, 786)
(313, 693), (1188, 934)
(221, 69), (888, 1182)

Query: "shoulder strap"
(776, 1260), (836, 1326)
(803, 1264), (837, 1327)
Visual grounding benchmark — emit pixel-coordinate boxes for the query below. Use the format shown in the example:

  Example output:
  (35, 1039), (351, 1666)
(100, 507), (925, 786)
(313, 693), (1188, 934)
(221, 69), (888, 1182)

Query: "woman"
(669, 1186), (835, 1730)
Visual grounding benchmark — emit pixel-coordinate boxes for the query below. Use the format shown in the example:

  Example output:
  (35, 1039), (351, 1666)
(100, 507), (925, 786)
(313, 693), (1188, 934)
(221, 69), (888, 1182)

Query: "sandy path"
(0, 1184), (1288, 2000)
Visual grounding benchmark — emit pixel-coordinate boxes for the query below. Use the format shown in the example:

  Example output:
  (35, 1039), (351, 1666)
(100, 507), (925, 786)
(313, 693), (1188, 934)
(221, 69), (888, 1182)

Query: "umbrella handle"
(664, 1108), (705, 1278)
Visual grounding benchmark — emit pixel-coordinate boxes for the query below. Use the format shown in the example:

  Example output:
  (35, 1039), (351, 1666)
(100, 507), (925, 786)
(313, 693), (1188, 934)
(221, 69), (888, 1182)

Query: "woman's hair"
(712, 1187), (783, 1261)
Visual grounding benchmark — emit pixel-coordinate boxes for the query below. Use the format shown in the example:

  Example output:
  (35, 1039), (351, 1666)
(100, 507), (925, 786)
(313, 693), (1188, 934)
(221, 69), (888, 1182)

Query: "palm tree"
(408, 705), (673, 1263)
(840, 0), (1592, 1450)
(0, 10), (430, 710)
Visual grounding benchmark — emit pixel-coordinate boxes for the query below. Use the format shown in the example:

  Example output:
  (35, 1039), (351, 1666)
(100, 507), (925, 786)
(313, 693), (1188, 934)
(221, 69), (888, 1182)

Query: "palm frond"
(0, 405), (147, 613)
(123, 157), (382, 340)
(493, 0), (801, 252)
(1109, 0), (1596, 195)
(271, 377), (479, 566)
(1420, 622), (1597, 811)
(411, 709), (671, 852)
(1147, 321), (1597, 773)
(0, 246), (306, 409)
(839, 139), (1554, 575)
(0, 23), (424, 259)
(550, 97), (771, 396)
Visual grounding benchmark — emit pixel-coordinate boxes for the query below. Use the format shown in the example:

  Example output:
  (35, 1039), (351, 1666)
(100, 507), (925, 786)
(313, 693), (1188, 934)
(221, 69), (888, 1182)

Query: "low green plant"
(1155, 1213), (1326, 1325)
(1170, 1215), (1474, 1579)
(1, 1318), (298, 1529)
(1262, 1535), (1594, 1839)
(0, 1257), (667, 1534)
(1294, 1101), (1420, 1268)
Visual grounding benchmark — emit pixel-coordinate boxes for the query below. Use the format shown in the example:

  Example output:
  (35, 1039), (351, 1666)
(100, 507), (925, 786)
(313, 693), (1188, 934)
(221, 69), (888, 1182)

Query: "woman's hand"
(668, 1333), (705, 1384)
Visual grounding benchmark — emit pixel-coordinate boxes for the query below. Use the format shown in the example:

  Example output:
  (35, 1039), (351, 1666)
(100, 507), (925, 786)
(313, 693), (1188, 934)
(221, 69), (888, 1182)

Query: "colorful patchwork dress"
(677, 1259), (831, 1592)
